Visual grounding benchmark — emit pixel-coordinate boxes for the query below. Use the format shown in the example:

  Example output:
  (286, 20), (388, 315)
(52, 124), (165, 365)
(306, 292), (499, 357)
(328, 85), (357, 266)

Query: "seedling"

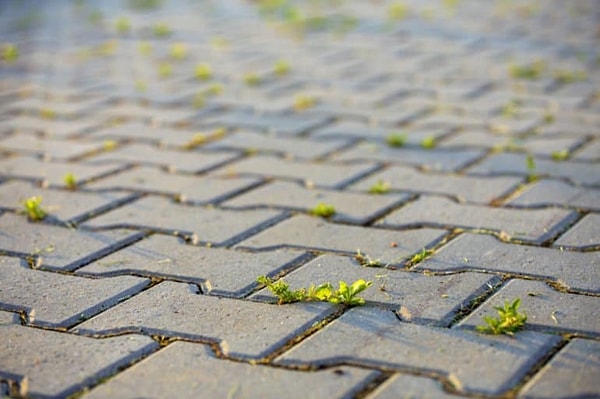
(63, 173), (77, 189)
(170, 42), (188, 60)
(526, 153), (537, 181)
(194, 63), (212, 80)
(274, 60), (290, 76)
(388, 2), (409, 20)
(476, 298), (527, 336)
(158, 63), (172, 78)
(551, 149), (569, 161)
(310, 202), (336, 218)
(206, 82), (223, 96)
(554, 69), (586, 84)
(21, 196), (47, 221)
(257, 276), (372, 306)
(293, 95), (316, 111)
(103, 140), (117, 151)
(39, 108), (56, 120)
(509, 60), (545, 80)
(421, 136), (436, 149)
(115, 17), (131, 34)
(368, 180), (391, 194)
(409, 248), (434, 265)
(152, 23), (171, 38)
(354, 249), (383, 267)
(2, 43), (19, 62)
(386, 132), (407, 147)
(243, 72), (261, 86)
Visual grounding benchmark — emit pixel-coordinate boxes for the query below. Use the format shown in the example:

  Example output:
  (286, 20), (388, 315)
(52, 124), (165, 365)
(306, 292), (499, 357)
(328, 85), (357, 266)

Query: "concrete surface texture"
(0, 0), (599, 398)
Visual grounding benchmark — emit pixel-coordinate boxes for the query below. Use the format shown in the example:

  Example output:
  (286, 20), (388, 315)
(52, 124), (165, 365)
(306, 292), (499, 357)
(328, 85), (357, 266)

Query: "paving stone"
(518, 339), (600, 399)
(0, 257), (149, 327)
(510, 179), (600, 211)
(83, 342), (377, 399)
(310, 120), (450, 143)
(224, 181), (406, 224)
(4, 114), (101, 138)
(212, 155), (377, 188)
(6, 96), (109, 119)
(77, 234), (307, 297)
(255, 254), (500, 326)
(487, 115), (543, 135)
(99, 102), (199, 126)
(277, 307), (561, 396)
(333, 142), (485, 172)
(0, 133), (104, 161)
(84, 143), (240, 173)
(204, 130), (349, 159)
(0, 155), (121, 187)
(0, 213), (137, 271)
(459, 279), (599, 335)
(349, 165), (521, 204)
(0, 317), (157, 398)
(0, 180), (129, 223)
(571, 139), (600, 161)
(75, 281), (335, 359)
(416, 234), (599, 293)
(554, 213), (600, 249)
(238, 214), (446, 264)
(379, 196), (576, 244)
(82, 196), (284, 245)
(367, 374), (464, 399)
(467, 152), (600, 186)
(83, 166), (259, 204)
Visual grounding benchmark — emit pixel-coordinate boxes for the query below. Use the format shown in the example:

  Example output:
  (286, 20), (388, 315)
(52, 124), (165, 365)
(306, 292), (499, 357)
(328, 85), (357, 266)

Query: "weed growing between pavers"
(273, 59), (290, 76)
(21, 196), (47, 221)
(194, 63), (213, 80)
(525, 153), (538, 182)
(386, 132), (407, 147)
(408, 248), (434, 265)
(551, 150), (569, 161)
(257, 276), (372, 306)
(368, 179), (391, 194)
(293, 95), (316, 111)
(476, 298), (527, 336)
(115, 17), (131, 34)
(509, 60), (546, 80)
(354, 249), (384, 267)
(63, 172), (77, 189)
(170, 43), (188, 60)
(1, 43), (19, 62)
(310, 202), (336, 218)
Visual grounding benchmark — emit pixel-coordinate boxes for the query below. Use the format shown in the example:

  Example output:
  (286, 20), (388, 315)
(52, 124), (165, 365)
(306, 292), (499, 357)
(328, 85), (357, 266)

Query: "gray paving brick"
(224, 181), (405, 224)
(0, 213), (137, 271)
(83, 166), (259, 204)
(0, 180), (128, 223)
(349, 165), (521, 204)
(416, 234), (599, 293)
(83, 342), (377, 399)
(554, 213), (600, 249)
(467, 152), (600, 186)
(333, 142), (485, 172)
(84, 143), (239, 173)
(510, 179), (600, 211)
(571, 140), (600, 161)
(0, 316), (157, 398)
(459, 279), (599, 335)
(518, 339), (600, 399)
(310, 121), (449, 143)
(255, 254), (500, 326)
(487, 115), (543, 135)
(238, 214), (446, 264)
(277, 307), (560, 396)
(0, 155), (121, 187)
(99, 102), (198, 126)
(4, 114), (101, 138)
(212, 155), (377, 188)
(75, 281), (335, 359)
(367, 374), (464, 399)
(0, 133), (104, 161)
(0, 257), (149, 327)
(77, 234), (306, 297)
(82, 196), (283, 245)
(378, 196), (576, 244)
(7, 96), (109, 119)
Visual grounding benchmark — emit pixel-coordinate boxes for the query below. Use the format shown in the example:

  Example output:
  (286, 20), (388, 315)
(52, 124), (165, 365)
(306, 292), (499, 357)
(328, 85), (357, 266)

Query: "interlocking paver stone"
(0, 133), (104, 161)
(378, 196), (577, 243)
(0, 312), (157, 399)
(459, 279), (599, 335)
(277, 307), (561, 396)
(553, 213), (600, 249)
(77, 234), (307, 297)
(367, 374), (464, 399)
(510, 179), (600, 211)
(416, 234), (600, 293)
(349, 165), (521, 204)
(82, 196), (284, 245)
(254, 255), (500, 326)
(238, 214), (447, 264)
(4, 114), (100, 138)
(0, 257), (149, 327)
(82, 342), (377, 399)
(571, 140), (600, 161)
(75, 281), (335, 359)
(310, 121), (450, 144)
(518, 339), (600, 399)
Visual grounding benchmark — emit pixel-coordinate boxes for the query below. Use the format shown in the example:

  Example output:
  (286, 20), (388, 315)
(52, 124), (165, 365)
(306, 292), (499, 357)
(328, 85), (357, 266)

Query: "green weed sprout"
(554, 69), (586, 84)
(293, 95), (316, 111)
(257, 276), (372, 306)
(476, 298), (527, 336)
(170, 42), (188, 60)
(421, 136), (436, 149)
(115, 17), (131, 34)
(388, 2), (409, 20)
(243, 72), (261, 86)
(194, 63), (212, 80)
(158, 63), (172, 78)
(526, 154), (537, 181)
(2, 43), (19, 62)
(22, 196), (47, 221)
(386, 132), (407, 147)
(206, 82), (223, 95)
(409, 248), (434, 265)
(63, 173), (77, 189)
(152, 23), (172, 38)
(354, 249), (383, 267)
(509, 61), (545, 80)
(274, 60), (291, 76)
(551, 150), (569, 161)
(310, 202), (336, 218)
(368, 180), (391, 194)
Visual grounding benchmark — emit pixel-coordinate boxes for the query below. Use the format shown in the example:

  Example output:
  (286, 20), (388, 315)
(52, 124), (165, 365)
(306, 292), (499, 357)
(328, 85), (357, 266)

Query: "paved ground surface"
(0, 0), (599, 398)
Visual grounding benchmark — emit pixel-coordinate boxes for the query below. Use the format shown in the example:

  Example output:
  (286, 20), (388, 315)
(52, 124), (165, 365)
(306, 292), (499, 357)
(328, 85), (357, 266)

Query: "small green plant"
(206, 82), (223, 96)
(476, 298), (527, 336)
(2, 43), (19, 62)
(509, 60), (545, 80)
(39, 108), (56, 120)
(421, 136), (436, 149)
(386, 132), (407, 147)
(257, 276), (372, 306)
(409, 248), (434, 265)
(152, 22), (171, 37)
(553, 69), (586, 84)
(243, 72), (260, 86)
(274, 60), (290, 76)
(293, 95), (316, 111)
(310, 202), (336, 218)
(194, 63), (212, 80)
(158, 62), (172, 78)
(63, 172), (77, 189)
(170, 42), (188, 60)
(388, 2), (409, 20)
(115, 17), (131, 34)
(354, 249), (383, 267)
(21, 196), (47, 221)
(526, 153), (537, 181)
(368, 180), (391, 194)
(551, 149), (569, 161)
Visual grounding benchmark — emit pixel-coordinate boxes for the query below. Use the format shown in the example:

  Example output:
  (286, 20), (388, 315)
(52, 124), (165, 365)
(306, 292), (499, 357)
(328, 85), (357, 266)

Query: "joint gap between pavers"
(447, 276), (508, 329)
(312, 137), (363, 162)
(568, 135), (596, 159)
(349, 371), (394, 399)
(402, 229), (462, 269)
(52, 163), (135, 189)
(455, 148), (496, 174)
(67, 193), (146, 226)
(219, 211), (293, 248)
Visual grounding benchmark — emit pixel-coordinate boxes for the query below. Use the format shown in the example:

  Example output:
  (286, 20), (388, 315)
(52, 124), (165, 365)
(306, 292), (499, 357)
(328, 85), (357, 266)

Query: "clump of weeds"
(21, 196), (47, 221)
(386, 132), (407, 147)
(476, 298), (527, 336)
(310, 202), (336, 218)
(368, 180), (391, 194)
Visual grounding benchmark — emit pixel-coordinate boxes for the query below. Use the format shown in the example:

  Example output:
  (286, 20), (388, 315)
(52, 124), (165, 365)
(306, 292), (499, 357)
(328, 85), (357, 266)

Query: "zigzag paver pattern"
(0, 0), (598, 398)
